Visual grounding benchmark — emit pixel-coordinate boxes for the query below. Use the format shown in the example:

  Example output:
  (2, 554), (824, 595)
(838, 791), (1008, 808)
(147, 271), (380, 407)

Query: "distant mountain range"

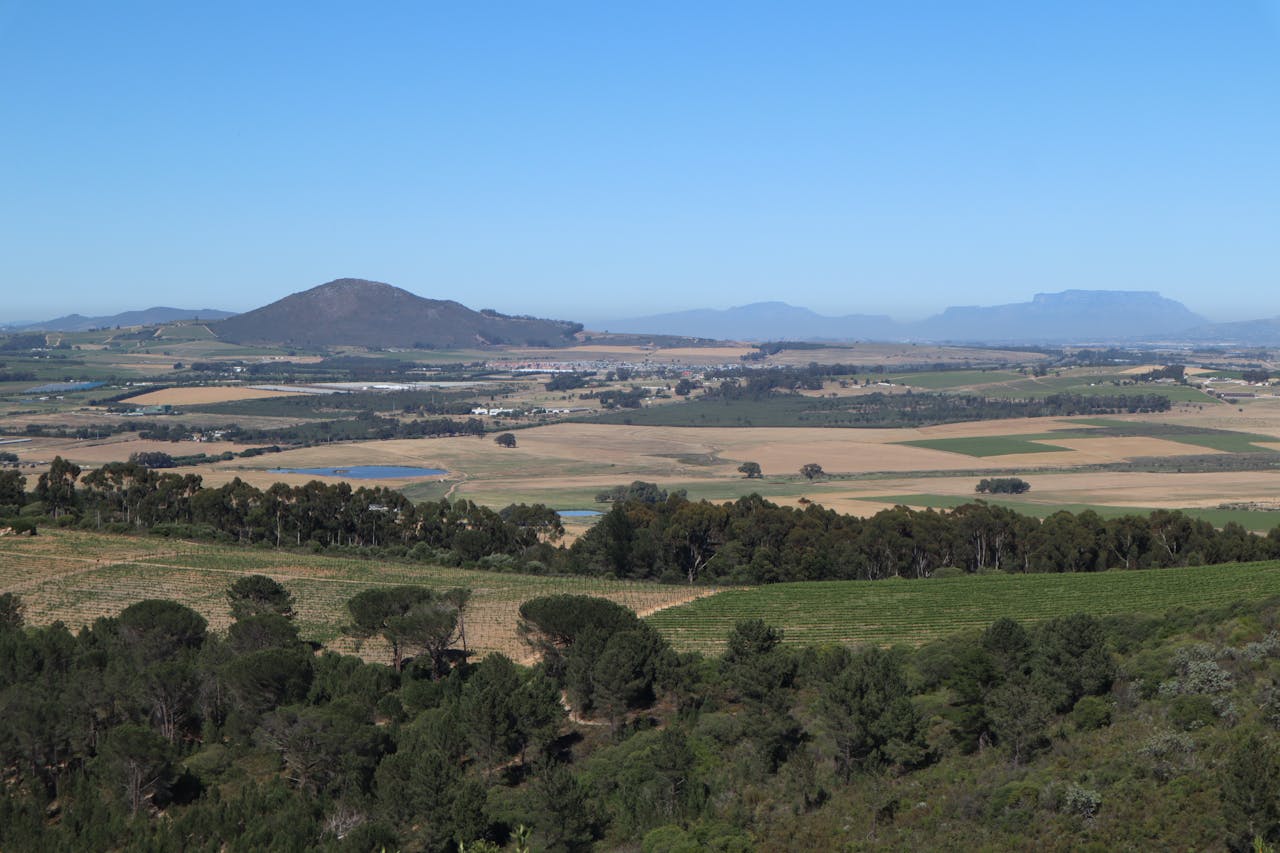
(210, 278), (582, 348)
(602, 290), (1214, 345)
(11, 284), (1280, 347)
(10, 307), (236, 332)
(1177, 317), (1280, 346)
(595, 301), (898, 341)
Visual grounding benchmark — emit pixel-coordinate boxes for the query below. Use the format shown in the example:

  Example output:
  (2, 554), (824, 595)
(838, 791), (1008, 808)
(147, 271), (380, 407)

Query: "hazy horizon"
(3, 3), (1277, 323)
(5, 283), (1270, 331)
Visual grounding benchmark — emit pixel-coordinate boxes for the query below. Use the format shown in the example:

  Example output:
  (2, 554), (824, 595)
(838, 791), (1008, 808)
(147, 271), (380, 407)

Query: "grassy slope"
(646, 560), (1280, 653)
(0, 529), (705, 661)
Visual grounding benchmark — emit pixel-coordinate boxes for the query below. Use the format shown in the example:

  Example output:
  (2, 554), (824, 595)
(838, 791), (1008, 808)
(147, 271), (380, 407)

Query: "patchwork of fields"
(8, 348), (1280, 664)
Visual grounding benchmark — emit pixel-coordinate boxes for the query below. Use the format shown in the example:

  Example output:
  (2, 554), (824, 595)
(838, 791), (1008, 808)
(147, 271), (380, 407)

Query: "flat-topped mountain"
(910, 290), (1207, 343)
(212, 278), (582, 348)
(603, 290), (1207, 344)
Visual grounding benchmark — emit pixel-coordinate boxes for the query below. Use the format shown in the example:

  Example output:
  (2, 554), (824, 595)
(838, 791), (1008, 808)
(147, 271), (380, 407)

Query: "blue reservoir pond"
(556, 510), (602, 518)
(269, 465), (447, 479)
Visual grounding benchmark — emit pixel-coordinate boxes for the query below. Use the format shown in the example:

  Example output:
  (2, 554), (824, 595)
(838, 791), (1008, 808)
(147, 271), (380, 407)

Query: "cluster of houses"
(470, 405), (593, 418)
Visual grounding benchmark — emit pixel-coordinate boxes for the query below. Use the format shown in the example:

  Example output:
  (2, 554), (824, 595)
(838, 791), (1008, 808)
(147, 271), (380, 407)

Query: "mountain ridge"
(11, 307), (236, 332)
(602, 290), (1209, 344)
(210, 278), (582, 348)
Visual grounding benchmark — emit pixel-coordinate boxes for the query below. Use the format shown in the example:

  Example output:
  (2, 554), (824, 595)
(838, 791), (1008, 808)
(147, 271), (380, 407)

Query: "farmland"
(897, 434), (1071, 456)
(0, 529), (713, 661)
(893, 420), (1280, 459)
(10, 529), (1280, 661)
(646, 559), (1280, 654)
(120, 385), (306, 406)
(6, 331), (1280, 553)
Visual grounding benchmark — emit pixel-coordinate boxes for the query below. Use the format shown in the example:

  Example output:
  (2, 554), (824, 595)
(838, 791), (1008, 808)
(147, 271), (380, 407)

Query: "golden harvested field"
(786, 469), (1280, 516)
(40, 437), (252, 466)
(0, 529), (716, 662)
(20, 387), (1280, 527)
(123, 385), (303, 405)
(973, 470), (1280, 508)
(764, 342), (1050, 366)
(498, 340), (1049, 366)
(207, 417), (1231, 492)
(1121, 364), (1215, 376)
(1159, 397), (1280, 438)
(550, 344), (755, 359)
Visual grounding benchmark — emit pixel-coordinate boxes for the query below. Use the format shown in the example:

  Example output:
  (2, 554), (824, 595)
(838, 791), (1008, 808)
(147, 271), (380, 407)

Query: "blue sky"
(2, 1), (1278, 323)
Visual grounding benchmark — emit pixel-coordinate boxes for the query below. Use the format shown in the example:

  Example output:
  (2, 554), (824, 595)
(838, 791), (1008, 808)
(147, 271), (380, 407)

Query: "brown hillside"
(211, 278), (581, 348)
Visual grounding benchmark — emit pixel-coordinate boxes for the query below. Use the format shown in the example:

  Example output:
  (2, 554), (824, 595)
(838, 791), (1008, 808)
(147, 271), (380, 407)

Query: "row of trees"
(570, 495), (1280, 582)
(976, 477), (1031, 494)
(698, 361), (1173, 422)
(11, 459), (1280, 583)
(8, 412), (487, 446)
(10, 458), (1280, 584)
(16, 459), (564, 556)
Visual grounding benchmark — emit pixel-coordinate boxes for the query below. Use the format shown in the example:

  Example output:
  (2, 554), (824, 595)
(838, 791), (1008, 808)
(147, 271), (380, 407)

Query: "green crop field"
(646, 560), (1280, 654)
(977, 375), (1213, 402)
(866, 493), (1280, 531)
(893, 419), (1280, 459)
(883, 369), (1024, 389)
(1061, 418), (1278, 454)
(587, 395), (830, 428)
(897, 435), (1071, 457)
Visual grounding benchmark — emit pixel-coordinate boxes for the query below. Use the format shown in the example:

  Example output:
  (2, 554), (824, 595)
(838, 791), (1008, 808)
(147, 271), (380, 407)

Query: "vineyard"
(10, 530), (1280, 661)
(645, 560), (1280, 654)
(868, 493), (1280, 531)
(0, 529), (714, 661)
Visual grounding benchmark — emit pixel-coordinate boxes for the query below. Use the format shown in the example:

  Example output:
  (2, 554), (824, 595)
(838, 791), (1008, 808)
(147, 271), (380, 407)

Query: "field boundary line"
(635, 587), (731, 618)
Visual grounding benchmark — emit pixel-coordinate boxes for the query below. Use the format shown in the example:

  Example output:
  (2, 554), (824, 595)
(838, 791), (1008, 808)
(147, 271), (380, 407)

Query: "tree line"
(8, 460), (1280, 584)
(5, 414), (486, 447)
(693, 378), (1173, 426)
(570, 494), (1280, 582)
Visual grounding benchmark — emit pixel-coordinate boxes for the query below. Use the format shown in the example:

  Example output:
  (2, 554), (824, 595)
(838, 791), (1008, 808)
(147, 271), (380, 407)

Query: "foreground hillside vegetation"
(6, 583), (1280, 850)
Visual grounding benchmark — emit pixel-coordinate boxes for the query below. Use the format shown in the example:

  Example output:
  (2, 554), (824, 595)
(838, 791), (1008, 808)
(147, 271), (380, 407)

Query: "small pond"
(557, 509), (602, 518)
(269, 465), (448, 479)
